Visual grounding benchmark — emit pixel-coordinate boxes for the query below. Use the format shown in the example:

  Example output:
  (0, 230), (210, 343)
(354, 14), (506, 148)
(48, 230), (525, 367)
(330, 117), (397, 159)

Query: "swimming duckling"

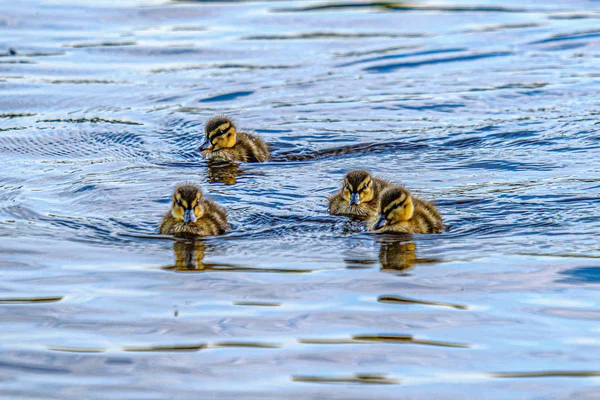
(328, 169), (390, 219)
(159, 184), (227, 238)
(199, 115), (270, 162)
(371, 186), (443, 234)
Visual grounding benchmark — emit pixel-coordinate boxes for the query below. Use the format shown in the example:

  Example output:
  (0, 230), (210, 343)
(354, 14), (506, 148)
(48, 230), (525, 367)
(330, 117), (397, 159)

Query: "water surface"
(0, 0), (599, 398)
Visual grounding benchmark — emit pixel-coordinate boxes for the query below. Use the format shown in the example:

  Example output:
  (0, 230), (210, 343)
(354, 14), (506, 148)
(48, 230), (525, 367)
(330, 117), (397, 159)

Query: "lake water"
(0, 0), (599, 398)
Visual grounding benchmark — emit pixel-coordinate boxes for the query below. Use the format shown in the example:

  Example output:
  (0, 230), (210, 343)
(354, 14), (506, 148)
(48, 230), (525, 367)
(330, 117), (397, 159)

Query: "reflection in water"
(351, 334), (470, 348)
(378, 295), (469, 310)
(48, 346), (106, 353)
(167, 240), (206, 271)
(343, 235), (441, 273)
(233, 301), (281, 307)
(298, 335), (470, 348)
(163, 241), (319, 274)
(377, 235), (416, 272)
(210, 342), (281, 349)
(206, 159), (242, 185)
(123, 344), (207, 352)
(0, 296), (63, 304)
(292, 374), (400, 385)
(377, 236), (442, 272)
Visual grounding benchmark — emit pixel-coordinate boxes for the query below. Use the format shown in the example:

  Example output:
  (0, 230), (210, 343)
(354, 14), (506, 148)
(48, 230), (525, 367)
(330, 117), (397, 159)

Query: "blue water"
(0, 0), (599, 398)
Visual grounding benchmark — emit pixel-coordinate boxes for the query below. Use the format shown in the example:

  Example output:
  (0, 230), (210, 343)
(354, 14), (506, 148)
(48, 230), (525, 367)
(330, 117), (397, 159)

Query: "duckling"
(328, 169), (390, 219)
(159, 184), (227, 238)
(371, 186), (443, 234)
(199, 115), (270, 162)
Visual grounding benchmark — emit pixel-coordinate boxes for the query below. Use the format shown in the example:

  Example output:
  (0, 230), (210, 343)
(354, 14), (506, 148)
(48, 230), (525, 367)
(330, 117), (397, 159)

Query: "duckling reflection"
(206, 159), (242, 185)
(199, 115), (270, 162)
(328, 169), (390, 220)
(166, 240), (206, 271)
(377, 235), (417, 272)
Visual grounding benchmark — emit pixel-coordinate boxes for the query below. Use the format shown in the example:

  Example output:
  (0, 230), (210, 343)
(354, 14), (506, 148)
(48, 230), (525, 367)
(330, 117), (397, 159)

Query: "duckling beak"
(372, 215), (388, 230)
(183, 209), (197, 224)
(349, 192), (361, 205)
(198, 140), (213, 152)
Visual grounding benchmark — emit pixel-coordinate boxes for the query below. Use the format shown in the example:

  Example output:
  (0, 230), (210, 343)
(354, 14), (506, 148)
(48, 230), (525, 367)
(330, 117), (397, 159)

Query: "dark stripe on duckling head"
(358, 178), (372, 192)
(345, 169), (372, 190)
(175, 184), (202, 209)
(208, 122), (232, 139)
(380, 187), (410, 215)
(206, 115), (235, 135)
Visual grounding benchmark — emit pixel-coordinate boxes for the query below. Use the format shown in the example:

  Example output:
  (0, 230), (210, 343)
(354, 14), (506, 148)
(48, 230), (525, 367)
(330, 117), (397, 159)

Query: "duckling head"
(170, 184), (205, 224)
(341, 169), (376, 206)
(372, 187), (414, 230)
(200, 115), (237, 151)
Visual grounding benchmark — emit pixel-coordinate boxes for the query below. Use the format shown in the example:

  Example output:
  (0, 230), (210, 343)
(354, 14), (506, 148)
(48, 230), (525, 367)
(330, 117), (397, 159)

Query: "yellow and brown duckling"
(328, 169), (390, 219)
(199, 115), (270, 162)
(371, 186), (443, 234)
(159, 184), (227, 238)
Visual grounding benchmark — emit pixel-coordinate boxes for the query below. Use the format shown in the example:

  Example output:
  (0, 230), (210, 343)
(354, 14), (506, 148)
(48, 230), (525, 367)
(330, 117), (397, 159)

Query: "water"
(1, 0), (599, 398)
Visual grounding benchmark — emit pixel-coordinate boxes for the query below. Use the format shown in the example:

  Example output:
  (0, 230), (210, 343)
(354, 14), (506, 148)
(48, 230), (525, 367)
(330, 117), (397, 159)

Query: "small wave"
(0, 113), (36, 119)
(457, 22), (542, 34)
(64, 40), (137, 48)
(529, 28), (600, 44)
(276, 3), (528, 13)
(37, 117), (142, 125)
(42, 78), (124, 85)
(292, 374), (400, 385)
(243, 32), (418, 40)
(337, 47), (465, 68)
(274, 141), (429, 162)
(200, 91), (254, 102)
(151, 63), (294, 73)
(365, 51), (512, 72)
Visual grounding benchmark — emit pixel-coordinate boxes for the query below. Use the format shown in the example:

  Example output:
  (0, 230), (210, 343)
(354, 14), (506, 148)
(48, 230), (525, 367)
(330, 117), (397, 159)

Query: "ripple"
(275, 141), (428, 161)
(243, 32), (416, 40)
(0, 296), (63, 304)
(492, 371), (600, 378)
(365, 51), (513, 72)
(48, 346), (105, 353)
(378, 295), (469, 310)
(123, 344), (207, 352)
(233, 301), (282, 307)
(529, 29), (600, 44)
(351, 334), (471, 348)
(0, 112), (36, 119)
(209, 342), (281, 349)
(151, 63), (294, 73)
(337, 47), (466, 68)
(199, 91), (254, 102)
(292, 374), (400, 385)
(64, 40), (137, 48)
(37, 117), (142, 125)
(298, 334), (471, 348)
(276, 3), (528, 13)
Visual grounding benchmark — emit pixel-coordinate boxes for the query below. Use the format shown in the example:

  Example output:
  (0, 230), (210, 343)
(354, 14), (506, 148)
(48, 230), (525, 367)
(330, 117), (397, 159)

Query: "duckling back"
(236, 132), (270, 162)
(411, 198), (443, 234)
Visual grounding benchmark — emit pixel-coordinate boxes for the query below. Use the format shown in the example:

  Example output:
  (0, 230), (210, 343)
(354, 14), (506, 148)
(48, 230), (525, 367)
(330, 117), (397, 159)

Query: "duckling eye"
(363, 183), (369, 190)
(176, 199), (182, 206)
(344, 183), (349, 189)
